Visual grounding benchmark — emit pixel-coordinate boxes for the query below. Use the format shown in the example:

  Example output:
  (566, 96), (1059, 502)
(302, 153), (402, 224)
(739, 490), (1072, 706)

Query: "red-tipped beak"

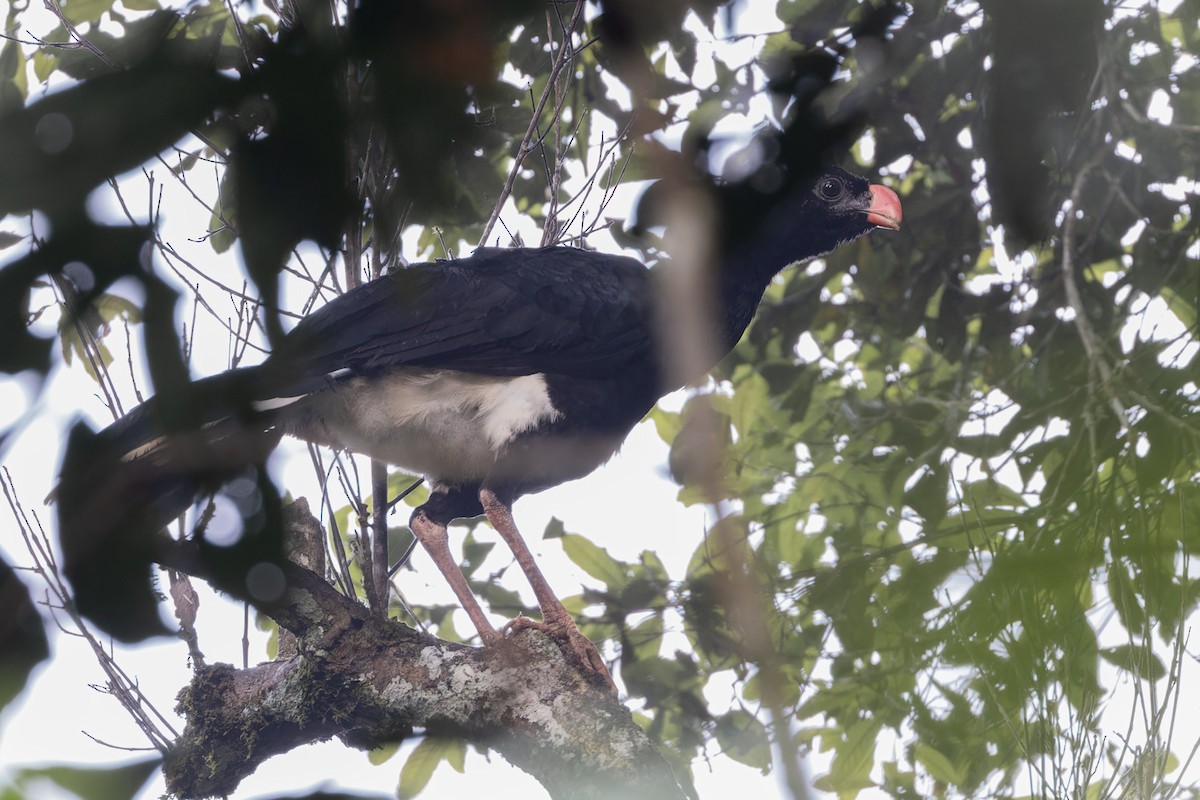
(867, 184), (902, 230)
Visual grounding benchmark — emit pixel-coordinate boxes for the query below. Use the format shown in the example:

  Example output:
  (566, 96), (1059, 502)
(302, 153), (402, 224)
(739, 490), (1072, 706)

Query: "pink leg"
(479, 488), (615, 692)
(410, 507), (500, 644)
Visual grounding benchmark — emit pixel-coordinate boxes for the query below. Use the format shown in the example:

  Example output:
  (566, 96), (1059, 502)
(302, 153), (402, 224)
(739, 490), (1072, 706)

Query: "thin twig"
(224, 0), (254, 68)
(477, 0), (585, 247)
(41, 0), (116, 68)
(80, 731), (162, 752)
(3, 469), (175, 752)
(307, 443), (356, 598)
(1061, 154), (1130, 432)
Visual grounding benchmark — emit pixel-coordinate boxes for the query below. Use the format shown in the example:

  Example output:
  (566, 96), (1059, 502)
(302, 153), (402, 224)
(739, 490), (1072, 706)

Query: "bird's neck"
(714, 235), (798, 353)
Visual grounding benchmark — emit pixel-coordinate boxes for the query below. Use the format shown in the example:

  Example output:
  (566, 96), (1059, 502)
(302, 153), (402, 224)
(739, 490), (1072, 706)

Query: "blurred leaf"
(60, 0), (116, 24)
(0, 43), (240, 218)
(1100, 645), (1166, 681)
(33, 49), (58, 83)
(627, 612), (664, 661)
(0, 42), (27, 111)
(913, 742), (967, 786)
(473, 579), (527, 617)
(814, 719), (879, 793)
(542, 516), (566, 540)
(0, 557), (49, 713)
(396, 737), (465, 800)
(11, 758), (160, 800)
(713, 709), (771, 771)
(367, 742), (401, 766)
(386, 473), (428, 508)
(560, 532), (628, 590)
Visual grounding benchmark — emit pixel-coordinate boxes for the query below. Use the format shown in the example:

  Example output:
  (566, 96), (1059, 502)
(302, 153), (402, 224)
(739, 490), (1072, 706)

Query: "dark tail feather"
(56, 368), (283, 642)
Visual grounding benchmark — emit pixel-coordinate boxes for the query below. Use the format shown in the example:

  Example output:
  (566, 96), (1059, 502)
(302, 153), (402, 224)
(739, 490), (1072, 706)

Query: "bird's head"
(788, 165), (902, 260)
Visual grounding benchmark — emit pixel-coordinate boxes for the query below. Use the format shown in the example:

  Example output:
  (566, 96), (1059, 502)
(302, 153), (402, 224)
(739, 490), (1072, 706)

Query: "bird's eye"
(818, 178), (843, 201)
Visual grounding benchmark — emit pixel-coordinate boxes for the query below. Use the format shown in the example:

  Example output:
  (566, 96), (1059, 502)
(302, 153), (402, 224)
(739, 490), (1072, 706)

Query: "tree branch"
(157, 501), (685, 800)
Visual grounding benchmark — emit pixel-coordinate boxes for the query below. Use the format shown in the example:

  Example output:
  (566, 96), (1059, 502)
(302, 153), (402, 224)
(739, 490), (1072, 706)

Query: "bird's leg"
(478, 488), (615, 692)
(409, 507), (500, 644)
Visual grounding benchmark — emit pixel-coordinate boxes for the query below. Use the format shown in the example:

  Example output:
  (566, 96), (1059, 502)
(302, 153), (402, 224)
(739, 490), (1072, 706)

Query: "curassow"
(57, 164), (901, 687)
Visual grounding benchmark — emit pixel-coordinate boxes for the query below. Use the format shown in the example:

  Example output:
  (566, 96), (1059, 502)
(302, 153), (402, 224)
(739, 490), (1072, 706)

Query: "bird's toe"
(501, 616), (616, 696)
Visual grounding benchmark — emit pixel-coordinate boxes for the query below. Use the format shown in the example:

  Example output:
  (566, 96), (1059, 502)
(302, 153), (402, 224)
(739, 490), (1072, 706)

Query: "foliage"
(0, 758), (160, 800)
(1, 0), (1198, 798)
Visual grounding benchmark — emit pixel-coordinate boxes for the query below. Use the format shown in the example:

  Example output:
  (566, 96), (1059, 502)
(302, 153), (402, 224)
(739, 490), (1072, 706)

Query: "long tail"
(56, 367), (284, 641)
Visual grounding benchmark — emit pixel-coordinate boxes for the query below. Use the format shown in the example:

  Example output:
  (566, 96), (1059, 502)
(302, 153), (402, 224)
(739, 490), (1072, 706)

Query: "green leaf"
(444, 738), (467, 773)
(0, 43), (26, 99)
(264, 621), (279, 660)
(33, 50), (59, 83)
(473, 579), (526, 616)
(776, 0), (823, 25)
(397, 737), (461, 799)
(960, 479), (1027, 511)
(435, 612), (464, 644)
(1160, 285), (1197, 331)
(94, 292), (143, 325)
(713, 709), (771, 771)
(647, 405), (682, 444)
(814, 719), (879, 793)
(1106, 564), (1146, 636)
(460, 530), (495, 576)
(542, 516), (566, 540)
(628, 612), (664, 660)
(1160, 15), (1184, 44)
(913, 742), (967, 786)
(560, 532), (628, 589)
(368, 741), (401, 765)
(11, 758), (161, 800)
(385, 472), (426, 504)
(729, 370), (771, 437)
(60, 0), (117, 25)
(1100, 644), (1166, 681)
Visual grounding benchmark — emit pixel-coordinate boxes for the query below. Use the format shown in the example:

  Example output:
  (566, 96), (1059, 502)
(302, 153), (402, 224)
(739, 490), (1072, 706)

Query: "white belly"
(299, 369), (563, 484)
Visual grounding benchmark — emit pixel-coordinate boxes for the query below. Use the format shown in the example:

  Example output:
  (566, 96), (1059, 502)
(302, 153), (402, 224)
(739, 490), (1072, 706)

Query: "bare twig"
(477, 0), (585, 247)
(307, 443), (355, 599)
(3, 469), (175, 753)
(1061, 154), (1130, 432)
(224, 0), (254, 69)
(80, 731), (161, 752)
(41, 0), (116, 68)
(558, 127), (636, 245)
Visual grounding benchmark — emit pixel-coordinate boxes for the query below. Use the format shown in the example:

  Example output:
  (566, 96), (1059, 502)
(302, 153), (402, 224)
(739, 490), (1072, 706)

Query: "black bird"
(57, 165), (900, 685)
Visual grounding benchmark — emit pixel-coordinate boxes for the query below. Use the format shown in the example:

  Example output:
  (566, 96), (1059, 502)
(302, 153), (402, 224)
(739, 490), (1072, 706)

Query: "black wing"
(259, 247), (656, 395)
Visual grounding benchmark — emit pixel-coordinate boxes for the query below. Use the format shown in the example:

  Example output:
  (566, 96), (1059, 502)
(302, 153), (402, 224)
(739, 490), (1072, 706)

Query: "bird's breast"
(295, 368), (562, 482)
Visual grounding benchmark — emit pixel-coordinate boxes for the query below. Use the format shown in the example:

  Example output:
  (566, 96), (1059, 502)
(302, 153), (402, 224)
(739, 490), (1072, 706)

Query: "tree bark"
(159, 500), (684, 800)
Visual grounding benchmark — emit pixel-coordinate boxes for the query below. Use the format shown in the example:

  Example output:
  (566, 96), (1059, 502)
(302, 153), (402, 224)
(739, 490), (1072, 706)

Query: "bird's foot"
(503, 615), (616, 696)
(476, 627), (503, 646)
